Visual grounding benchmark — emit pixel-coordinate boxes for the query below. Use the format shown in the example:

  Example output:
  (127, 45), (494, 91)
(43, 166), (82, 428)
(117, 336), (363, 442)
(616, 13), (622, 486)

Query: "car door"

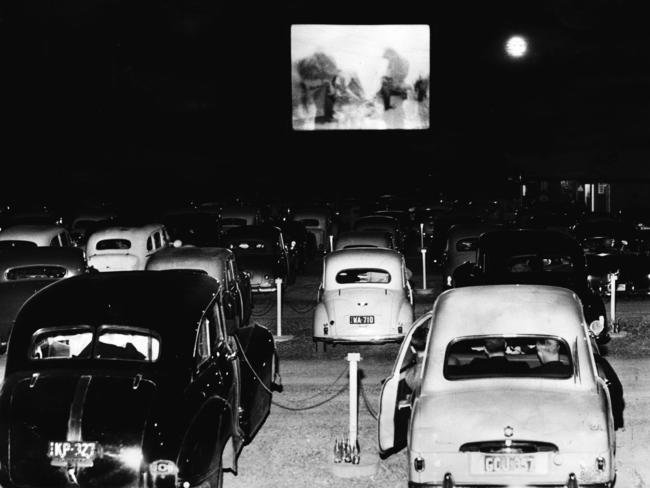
(182, 308), (236, 479)
(378, 312), (431, 456)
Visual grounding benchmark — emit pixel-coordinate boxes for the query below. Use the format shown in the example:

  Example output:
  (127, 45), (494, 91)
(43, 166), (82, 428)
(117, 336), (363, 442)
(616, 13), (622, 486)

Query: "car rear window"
(300, 219), (321, 227)
(456, 237), (478, 252)
(0, 240), (38, 249)
(30, 325), (160, 362)
(444, 335), (573, 380)
(96, 238), (131, 250)
(227, 239), (270, 253)
(504, 254), (575, 273)
(335, 268), (391, 284)
(6, 265), (67, 280)
(222, 218), (247, 226)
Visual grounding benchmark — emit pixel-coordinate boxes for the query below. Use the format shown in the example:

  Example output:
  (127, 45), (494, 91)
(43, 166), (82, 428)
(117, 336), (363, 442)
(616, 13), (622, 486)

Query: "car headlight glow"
(119, 447), (143, 471)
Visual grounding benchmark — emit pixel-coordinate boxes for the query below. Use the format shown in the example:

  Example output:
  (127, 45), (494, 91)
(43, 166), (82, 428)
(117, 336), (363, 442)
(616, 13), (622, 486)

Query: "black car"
(276, 218), (317, 274)
(0, 270), (278, 488)
(222, 225), (294, 292)
(162, 209), (222, 247)
(453, 229), (610, 345)
(573, 218), (650, 295)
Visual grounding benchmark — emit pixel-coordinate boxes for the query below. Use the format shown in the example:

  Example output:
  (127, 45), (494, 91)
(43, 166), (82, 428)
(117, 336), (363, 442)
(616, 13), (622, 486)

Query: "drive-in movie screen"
(291, 24), (430, 130)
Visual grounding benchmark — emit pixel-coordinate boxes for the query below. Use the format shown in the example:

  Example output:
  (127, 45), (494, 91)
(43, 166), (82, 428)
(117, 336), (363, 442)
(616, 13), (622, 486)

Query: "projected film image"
(291, 25), (430, 130)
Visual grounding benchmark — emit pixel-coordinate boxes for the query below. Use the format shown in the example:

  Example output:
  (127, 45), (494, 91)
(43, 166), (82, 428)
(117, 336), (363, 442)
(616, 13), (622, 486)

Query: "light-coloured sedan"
(313, 248), (414, 349)
(378, 284), (616, 488)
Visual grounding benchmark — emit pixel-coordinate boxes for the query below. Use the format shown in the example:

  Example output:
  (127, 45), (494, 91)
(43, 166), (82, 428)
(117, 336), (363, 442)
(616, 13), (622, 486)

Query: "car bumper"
(407, 451), (614, 488)
(314, 335), (405, 345)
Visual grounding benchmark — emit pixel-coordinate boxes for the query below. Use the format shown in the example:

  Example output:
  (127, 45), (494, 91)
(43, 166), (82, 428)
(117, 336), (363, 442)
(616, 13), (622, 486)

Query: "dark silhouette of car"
(0, 270), (278, 488)
(453, 229), (610, 345)
(222, 225), (293, 292)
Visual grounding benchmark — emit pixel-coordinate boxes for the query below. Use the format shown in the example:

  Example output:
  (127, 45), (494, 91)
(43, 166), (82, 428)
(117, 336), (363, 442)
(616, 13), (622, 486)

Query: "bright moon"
(506, 35), (528, 58)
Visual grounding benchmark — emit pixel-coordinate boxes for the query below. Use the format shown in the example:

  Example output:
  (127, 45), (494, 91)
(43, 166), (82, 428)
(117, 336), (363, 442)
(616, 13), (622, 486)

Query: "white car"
(0, 224), (73, 249)
(378, 284), (617, 488)
(313, 248), (414, 349)
(86, 224), (169, 271)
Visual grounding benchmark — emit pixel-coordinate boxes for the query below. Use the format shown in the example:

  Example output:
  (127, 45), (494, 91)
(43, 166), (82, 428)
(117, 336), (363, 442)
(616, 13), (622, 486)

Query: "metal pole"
(329, 234), (334, 253)
(609, 273), (617, 331)
(347, 353), (360, 453)
(419, 222), (424, 250)
(276, 278), (283, 337)
(421, 247), (427, 290)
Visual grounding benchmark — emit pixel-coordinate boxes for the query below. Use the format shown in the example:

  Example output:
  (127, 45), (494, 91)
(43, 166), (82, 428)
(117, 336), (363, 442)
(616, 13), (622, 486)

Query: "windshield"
(487, 252), (578, 274)
(96, 238), (131, 250)
(444, 335), (573, 380)
(30, 325), (160, 362)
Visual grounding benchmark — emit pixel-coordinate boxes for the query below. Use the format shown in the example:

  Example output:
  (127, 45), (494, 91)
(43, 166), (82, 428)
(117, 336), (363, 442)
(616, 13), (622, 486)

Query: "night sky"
(2, 0), (650, 204)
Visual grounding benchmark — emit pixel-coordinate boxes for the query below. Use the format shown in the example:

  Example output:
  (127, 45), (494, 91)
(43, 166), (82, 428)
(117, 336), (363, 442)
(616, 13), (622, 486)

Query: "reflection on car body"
(378, 285), (618, 488)
(0, 270), (277, 488)
(313, 248), (414, 348)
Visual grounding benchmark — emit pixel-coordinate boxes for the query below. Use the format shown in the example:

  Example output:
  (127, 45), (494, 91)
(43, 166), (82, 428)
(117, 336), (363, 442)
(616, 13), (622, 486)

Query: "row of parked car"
(303, 204), (624, 487)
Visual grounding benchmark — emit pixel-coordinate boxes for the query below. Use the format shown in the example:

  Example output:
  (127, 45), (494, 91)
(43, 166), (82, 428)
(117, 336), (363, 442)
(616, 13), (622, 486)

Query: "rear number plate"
(350, 315), (374, 325)
(48, 441), (97, 467)
(484, 454), (534, 473)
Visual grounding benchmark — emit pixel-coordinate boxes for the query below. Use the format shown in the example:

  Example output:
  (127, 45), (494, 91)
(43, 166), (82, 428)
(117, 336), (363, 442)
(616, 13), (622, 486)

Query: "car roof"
(479, 229), (581, 254)
(0, 224), (66, 242)
(447, 223), (503, 242)
(86, 224), (164, 247)
(324, 248), (404, 287)
(335, 231), (390, 249)
(430, 285), (585, 341)
(7, 270), (219, 372)
(145, 246), (231, 280)
(0, 247), (86, 275)
(224, 225), (281, 239)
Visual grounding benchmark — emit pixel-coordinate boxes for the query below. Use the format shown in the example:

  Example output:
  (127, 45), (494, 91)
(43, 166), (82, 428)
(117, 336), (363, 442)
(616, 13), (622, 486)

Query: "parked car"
(453, 229), (610, 345)
(70, 211), (117, 247)
(334, 230), (394, 251)
(86, 224), (169, 272)
(0, 224), (73, 249)
(146, 246), (253, 326)
(353, 215), (404, 252)
(276, 218), (317, 274)
(0, 270), (278, 488)
(313, 248), (414, 349)
(222, 225), (293, 292)
(0, 247), (89, 348)
(162, 209), (221, 247)
(219, 206), (260, 232)
(574, 219), (650, 295)
(441, 223), (502, 289)
(378, 284), (617, 488)
(293, 209), (333, 253)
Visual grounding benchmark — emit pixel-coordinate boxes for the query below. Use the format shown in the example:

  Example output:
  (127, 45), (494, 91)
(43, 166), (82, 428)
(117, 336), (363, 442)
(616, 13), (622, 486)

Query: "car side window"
(226, 260), (236, 285)
(210, 302), (228, 344)
(194, 317), (213, 367)
(60, 232), (71, 247)
(50, 235), (61, 247)
(146, 236), (153, 252)
(153, 231), (161, 249)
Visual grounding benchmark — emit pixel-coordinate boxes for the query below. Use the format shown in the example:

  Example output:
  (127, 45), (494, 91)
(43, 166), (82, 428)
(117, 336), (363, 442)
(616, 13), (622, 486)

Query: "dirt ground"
(0, 260), (648, 487)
